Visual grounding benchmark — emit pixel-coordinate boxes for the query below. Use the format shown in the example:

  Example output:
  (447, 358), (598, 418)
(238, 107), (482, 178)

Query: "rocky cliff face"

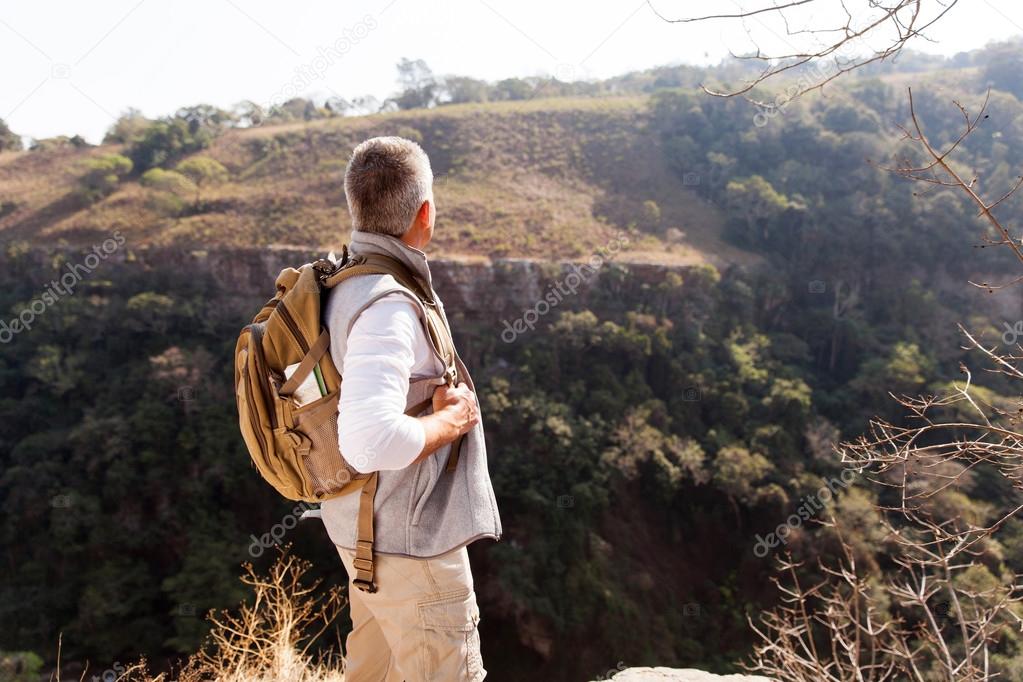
(124, 245), (703, 321)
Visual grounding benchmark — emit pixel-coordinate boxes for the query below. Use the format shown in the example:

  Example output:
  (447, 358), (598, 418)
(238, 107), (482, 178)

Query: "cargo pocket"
(418, 589), (485, 681)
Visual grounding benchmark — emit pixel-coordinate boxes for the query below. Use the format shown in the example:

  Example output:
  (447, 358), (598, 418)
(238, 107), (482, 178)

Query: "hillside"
(0, 96), (757, 268)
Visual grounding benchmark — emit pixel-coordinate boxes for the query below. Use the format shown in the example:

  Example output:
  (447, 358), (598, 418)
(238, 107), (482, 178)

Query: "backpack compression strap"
(348, 379), (436, 593)
(278, 329), (331, 398)
(352, 470), (379, 593)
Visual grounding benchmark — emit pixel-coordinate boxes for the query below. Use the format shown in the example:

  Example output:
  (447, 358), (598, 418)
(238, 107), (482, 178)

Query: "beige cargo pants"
(336, 544), (486, 682)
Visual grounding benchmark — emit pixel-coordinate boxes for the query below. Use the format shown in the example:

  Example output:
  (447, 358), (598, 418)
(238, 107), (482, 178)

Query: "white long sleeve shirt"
(336, 292), (440, 473)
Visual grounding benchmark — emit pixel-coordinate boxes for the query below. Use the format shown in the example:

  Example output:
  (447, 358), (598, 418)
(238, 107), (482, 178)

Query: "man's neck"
(400, 233), (428, 251)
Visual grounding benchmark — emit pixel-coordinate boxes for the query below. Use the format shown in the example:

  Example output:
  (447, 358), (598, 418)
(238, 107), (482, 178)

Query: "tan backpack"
(233, 246), (459, 592)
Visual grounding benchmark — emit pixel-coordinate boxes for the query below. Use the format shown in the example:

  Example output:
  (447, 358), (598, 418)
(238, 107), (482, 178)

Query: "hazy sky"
(3, 0), (1022, 143)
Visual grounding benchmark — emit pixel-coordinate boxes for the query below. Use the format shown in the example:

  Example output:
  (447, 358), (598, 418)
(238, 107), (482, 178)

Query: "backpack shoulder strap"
(324, 252), (458, 383)
(323, 253), (431, 303)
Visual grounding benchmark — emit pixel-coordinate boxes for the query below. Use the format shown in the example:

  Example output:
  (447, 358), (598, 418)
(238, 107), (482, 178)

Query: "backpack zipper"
(241, 357), (270, 461)
(249, 323), (278, 430)
(277, 301), (311, 354)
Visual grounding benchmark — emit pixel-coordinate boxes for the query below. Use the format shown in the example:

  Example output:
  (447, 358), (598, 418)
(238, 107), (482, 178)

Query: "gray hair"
(344, 136), (433, 237)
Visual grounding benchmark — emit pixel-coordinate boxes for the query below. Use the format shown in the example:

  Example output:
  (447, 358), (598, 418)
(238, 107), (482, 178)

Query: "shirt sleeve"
(337, 293), (427, 473)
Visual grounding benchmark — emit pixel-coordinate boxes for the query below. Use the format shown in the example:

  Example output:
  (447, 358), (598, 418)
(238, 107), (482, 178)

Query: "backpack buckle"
(352, 577), (377, 593)
(314, 246), (353, 283)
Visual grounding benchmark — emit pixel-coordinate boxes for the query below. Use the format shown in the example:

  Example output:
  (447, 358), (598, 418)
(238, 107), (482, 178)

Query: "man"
(321, 136), (502, 682)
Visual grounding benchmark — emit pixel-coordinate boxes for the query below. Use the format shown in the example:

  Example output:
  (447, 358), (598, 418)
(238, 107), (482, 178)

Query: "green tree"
(639, 200), (662, 232)
(127, 113), (219, 172)
(725, 175), (805, 248)
(174, 104), (235, 132)
(175, 156), (228, 209)
(849, 342), (932, 417)
(983, 41), (1023, 100)
(492, 77), (534, 101)
(232, 99), (266, 127)
(0, 118), (21, 151)
(103, 108), (152, 144)
(441, 76), (490, 104)
(28, 135), (89, 152)
(605, 405), (708, 501)
(394, 58), (438, 109)
(267, 97), (324, 122)
(712, 445), (774, 524)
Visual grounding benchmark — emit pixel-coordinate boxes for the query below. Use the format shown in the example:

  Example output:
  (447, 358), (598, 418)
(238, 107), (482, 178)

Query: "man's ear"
(417, 199), (431, 226)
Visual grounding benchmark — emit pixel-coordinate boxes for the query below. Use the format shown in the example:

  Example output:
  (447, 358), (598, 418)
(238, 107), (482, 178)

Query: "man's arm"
(336, 294), (477, 473)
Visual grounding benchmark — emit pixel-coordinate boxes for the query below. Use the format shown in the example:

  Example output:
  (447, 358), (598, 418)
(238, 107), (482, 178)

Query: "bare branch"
(652, 0), (962, 104)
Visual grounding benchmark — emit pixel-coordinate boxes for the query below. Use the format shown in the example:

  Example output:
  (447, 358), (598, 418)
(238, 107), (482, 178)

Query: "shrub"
(28, 135), (89, 152)
(0, 651), (43, 681)
(75, 154), (133, 204)
(140, 168), (195, 216)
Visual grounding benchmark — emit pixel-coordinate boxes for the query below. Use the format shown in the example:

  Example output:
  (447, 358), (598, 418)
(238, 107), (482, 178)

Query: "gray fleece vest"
(319, 231), (503, 558)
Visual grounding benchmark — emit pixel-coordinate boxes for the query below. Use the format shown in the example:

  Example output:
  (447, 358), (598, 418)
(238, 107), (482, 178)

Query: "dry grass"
(63, 554), (350, 682)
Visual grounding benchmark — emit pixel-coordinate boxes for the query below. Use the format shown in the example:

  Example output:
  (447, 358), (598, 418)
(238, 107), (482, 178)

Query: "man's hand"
(413, 382), (479, 463)
(431, 382), (479, 436)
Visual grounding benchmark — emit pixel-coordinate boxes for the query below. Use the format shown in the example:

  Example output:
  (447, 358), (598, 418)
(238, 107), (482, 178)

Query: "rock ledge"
(596, 668), (775, 682)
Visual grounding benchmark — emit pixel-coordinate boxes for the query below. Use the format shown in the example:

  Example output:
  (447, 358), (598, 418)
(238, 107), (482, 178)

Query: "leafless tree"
(746, 91), (1023, 680)
(648, 0), (961, 105)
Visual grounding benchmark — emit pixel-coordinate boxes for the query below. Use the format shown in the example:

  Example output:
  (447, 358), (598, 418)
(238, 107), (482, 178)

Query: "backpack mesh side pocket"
(291, 392), (360, 498)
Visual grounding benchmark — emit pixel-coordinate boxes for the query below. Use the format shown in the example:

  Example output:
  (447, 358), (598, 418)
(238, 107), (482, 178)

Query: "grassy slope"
(0, 96), (755, 268)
